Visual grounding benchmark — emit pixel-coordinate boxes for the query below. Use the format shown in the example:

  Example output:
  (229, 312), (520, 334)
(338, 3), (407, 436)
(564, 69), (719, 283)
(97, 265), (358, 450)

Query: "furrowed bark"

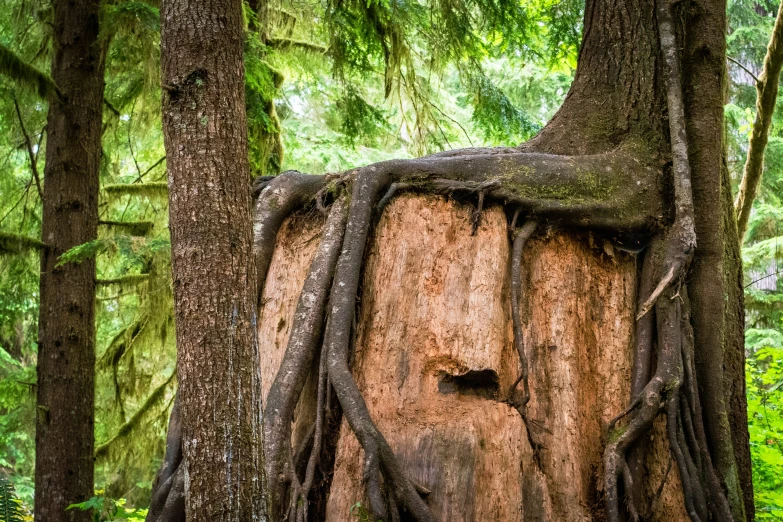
(735, 0), (783, 241)
(34, 0), (105, 517)
(160, 0), (265, 517)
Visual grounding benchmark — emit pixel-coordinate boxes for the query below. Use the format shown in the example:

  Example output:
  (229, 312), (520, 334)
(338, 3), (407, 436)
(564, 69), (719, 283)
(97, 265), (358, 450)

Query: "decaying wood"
(256, 195), (688, 521)
(145, 0), (752, 515)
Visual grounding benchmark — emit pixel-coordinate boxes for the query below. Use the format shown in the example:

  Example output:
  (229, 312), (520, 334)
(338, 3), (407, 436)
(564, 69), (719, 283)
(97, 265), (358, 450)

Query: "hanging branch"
(735, 0), (783, 241)
(13, 97), (43, 200)
(0, 42), (60, 99)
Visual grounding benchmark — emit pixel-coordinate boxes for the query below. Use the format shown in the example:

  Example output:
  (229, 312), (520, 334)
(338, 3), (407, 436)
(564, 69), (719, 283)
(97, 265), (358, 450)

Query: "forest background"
(0, 0), (782, 518)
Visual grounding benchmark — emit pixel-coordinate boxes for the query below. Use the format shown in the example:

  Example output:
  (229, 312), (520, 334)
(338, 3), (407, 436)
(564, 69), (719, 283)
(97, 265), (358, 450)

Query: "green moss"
(608, 425), (627, 443)
(103, 182), (168, 198)
(0, 231), (46, 256)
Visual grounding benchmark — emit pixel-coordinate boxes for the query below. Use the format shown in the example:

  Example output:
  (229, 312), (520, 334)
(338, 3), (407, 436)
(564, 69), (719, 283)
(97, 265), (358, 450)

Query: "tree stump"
(258, 194), (689, 521)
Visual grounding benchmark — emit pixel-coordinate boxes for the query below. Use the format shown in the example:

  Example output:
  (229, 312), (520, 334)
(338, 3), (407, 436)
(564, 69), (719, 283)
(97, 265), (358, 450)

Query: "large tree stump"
(258, 194), (688, 521)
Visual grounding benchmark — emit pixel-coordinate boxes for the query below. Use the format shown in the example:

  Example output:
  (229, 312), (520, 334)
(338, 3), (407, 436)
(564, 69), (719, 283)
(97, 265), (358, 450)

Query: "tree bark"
(34, 0), (105, 519)
(684, 0), (754, 516)
(158, 0), (266, 519)
(734, 0), (783, 241)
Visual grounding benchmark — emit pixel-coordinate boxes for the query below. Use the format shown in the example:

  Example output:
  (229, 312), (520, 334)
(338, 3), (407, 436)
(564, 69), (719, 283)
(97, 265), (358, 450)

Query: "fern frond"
(0, 478), (25, 522)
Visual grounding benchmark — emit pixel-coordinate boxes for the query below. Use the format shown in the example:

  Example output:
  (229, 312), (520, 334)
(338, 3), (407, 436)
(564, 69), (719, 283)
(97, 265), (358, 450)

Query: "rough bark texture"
(34, 0), (105, 518)
(683, 0), (754, 516)
(735, 0), (783, 240)
(256, 196), (693, 520)
(158, 0), (266, 519)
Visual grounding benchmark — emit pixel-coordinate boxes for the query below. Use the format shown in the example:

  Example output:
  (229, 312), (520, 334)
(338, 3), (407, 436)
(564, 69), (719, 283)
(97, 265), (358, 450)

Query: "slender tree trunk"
(734, 0), (783, 241)
(684, 0), (754, 517)
(159, 0), (266, 519)
(34, 0), (105, 519)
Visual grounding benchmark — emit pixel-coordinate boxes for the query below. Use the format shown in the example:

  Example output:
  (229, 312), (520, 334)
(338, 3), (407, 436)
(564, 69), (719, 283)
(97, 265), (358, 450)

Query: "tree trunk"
(251, 0), (754, 518)
(734, 0), (783, 241)
(156, 0), (266, 520)
(34, 0), (105, 518)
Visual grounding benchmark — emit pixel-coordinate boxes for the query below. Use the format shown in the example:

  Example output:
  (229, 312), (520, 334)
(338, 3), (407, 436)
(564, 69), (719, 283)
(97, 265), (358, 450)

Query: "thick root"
(145, 396), (184, 522)
(322, 168), (435, 522)
(506, 220), (543, 462)
(264, 196), (349, 519)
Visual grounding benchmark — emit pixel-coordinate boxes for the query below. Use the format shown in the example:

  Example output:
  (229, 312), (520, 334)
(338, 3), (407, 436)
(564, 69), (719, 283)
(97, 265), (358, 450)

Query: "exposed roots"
(146, 396), (184, 522)
(148, 17), (736, 514)
(505, 219), (543, 464)
(601, 1), (733, 521)
(264, 195), (349, 520)
(320, 168), (434, 522)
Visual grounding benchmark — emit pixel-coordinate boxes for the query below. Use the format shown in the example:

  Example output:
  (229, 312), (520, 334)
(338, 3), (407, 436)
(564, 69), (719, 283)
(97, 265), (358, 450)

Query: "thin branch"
(95, 372), (176, 459)
(735, 0), (783, 240)
(127, 101), (142, 178)
(727, 56), (760, 84)
(99, 219), (155, 235)
(134, 156), (166, 183)
(744, 267), (783, 288)
(13, 97), (43, 199)
(104, 98), (120, 117)
(96, 274), (150, 287)
(264, 37), (327, 54)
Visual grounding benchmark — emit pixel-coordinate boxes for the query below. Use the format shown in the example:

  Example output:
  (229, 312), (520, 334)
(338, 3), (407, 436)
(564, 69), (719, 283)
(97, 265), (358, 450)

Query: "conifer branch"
(99, 219), (155, 236)
(96, 273), (150, 287)
(0, 42), (60, 99)
(0, 231), (46, 255)
(264, 37), (327, 54)
(95, 371), (176, 460)
(103, 181), (168, 197)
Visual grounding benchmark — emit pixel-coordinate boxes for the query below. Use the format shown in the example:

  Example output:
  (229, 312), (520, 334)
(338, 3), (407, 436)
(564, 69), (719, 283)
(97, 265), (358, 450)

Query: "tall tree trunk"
(684, 0), (754, 517)
(34, 0), (105, 519)
(157, 0), (266, 519)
